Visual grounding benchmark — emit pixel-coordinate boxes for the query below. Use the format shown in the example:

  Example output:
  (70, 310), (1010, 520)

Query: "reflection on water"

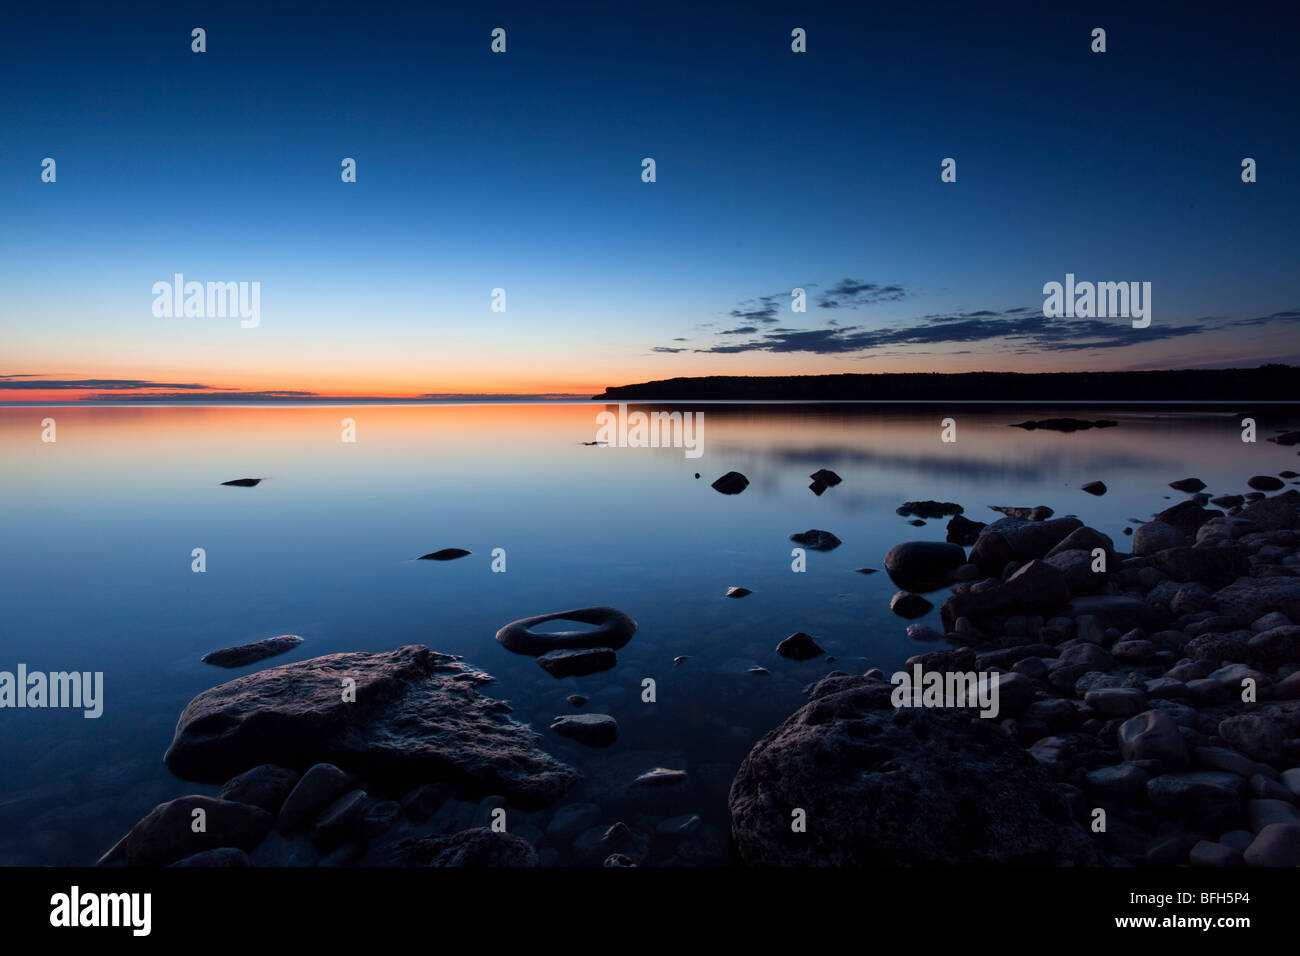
(1, 402), (1297, 864)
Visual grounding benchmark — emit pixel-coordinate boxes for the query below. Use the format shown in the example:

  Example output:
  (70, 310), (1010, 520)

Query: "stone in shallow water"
(220, 478), (261, 487)
(725, 587), (751, 598)
(536, 647), (617, 678)
(789, 529), (842, 551)
(1081, 480), (1107, 496)
(1170, 477), (1207, 493)
(632, 768), (687, 788)
(810, 468), (842, 487)
(201, 634), (303, 668)
(884, 540), (966, 591)
(776, 632), (825, 661)
(550, 714), (618, 747)
(163, 645), (578, 808)
(496, 606), (637, 655)
(418, 548), (471, 560)
(710, 471), (749, 495)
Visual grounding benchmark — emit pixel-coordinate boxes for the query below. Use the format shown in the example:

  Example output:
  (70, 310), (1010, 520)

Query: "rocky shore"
(98, 476), (1300, 867)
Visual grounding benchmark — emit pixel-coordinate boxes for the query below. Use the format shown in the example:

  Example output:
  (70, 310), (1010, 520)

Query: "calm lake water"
(1, 402), (1297, 865)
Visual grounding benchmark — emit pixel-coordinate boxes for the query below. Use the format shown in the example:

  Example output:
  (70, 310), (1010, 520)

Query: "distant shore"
(594, 367), (1300, 403)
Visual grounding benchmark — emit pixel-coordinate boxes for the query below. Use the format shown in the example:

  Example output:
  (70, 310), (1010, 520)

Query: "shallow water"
(1, 402), (1297, 864)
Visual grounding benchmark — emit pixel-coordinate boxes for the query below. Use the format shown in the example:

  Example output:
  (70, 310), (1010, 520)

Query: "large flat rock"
(164, 645), (578, 807)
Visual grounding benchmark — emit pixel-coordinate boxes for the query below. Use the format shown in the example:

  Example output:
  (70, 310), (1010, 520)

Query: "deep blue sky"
(2, 1), (1297, 397)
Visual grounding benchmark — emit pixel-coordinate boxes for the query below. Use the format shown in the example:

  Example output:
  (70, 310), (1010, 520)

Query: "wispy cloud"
(0, 376), (225, 391)
(817, 279), (906, 309)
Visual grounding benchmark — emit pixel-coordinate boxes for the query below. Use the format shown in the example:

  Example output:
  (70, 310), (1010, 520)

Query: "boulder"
(1214, 577), (1300, 625)
(550, 714), (619, 748)
(1132, 521), (1186, 556)
(889, 591), (934, 619)
(1118, 710), (1190, 771)
(942, 560), (1070, 625)
(163, 646), (579, 807)
(537, 648), (617, 678)
(776, 632), (825, 661)
(217, 764), (299, 814)
(496, 607), (637, 655)
(884, 541), (966, 591)
(104, 796), (272, 866)
(728, 676), (1101, 865)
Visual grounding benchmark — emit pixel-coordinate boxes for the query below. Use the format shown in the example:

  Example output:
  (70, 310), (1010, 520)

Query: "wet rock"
(566, 694), (588, 708)
(1084, 688), (1147, 717)
(164, 646), (579, 808)
(1011, 418), (1116, 432)
(942, 560), (1070, 624)
(1146, 772), (1247, 826)
(1118, 711), (1190, 771)
(418, 548), (471, 561)
(725, 587), (752, 598)
(1132, 522), (1186, 556)
(537, 647), (618, 678)
(497, 607), (637, 655)
(884, 540), (967, 591)
(1189, 840), (1242, 867)
(1243, 823), (1300, 866)
(776, 632), (825, 661)
(170, 847), (251, 867)
(897, 500), (962, 518)
(889, 591), (933, 619)
(1170, 478), (1207, 493)
(728, 677), (1102, 865)
(277, 763), (357, 832)
(1044, 548), (1108, 595)
(550, 714), (619, 748)
(1082, 481), (1107, 496)
(790, 529), (842, 551)
(905, 623), (944, 642)
(1249, 476), (1285, 492)
(710, 471), (749, 495)
(1154, 500), (1223, 538)
(990, 516), (1083, 561)
(221, 478), (261, 487)
(1219, 713), (1286, 763)
(632, 768), (688, 788)
(1149, 546), (1249, 591)
(1248, 626), (1300, 666)
(1085, 763), (1150, 800)
(401, 828), (539, 867)
(810, 468), (842, 487)
(217, 764), (299, 814)
(604, 853), (636, 867)
(202, 635), (304, 668)
(546, 803), (601, 841)
(310, 789), (370, 849)
(946, 514), (986, 546)
(1215, 577), (1300, 626)
(104, 796), (272, 866)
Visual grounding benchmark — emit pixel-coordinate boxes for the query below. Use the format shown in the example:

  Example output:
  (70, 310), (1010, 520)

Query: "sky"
(1, 1), (1297, 400)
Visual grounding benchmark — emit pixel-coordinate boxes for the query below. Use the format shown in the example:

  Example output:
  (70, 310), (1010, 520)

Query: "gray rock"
(1243, 823), (1300, 866)
(537, 648), (618, 678)
(1118, 711), (1190, 771)
(202, 635), (304, 668)
(1133, 522), (1186, 556)
(776, 632), (825, 661)
(1215, 577), (1300, 626)
(399, 827), (539, 866)
(550, 714), (619, 747)
(728, 676), (1101, 865)
(163, 646), (578, 808)
(103, 795), (272, 866)
(1248, 798), (1300, 830)
(1085, 688), (1147, 717)
(310, 789), (370, 849)
(884, 541), (966, 591)
(170, 848), (251, 867)
(217, 764), (299, 814)
(277, 763), (357, 833)
(1219, 713), (1286, 763)
(790, 529), (842, 551)
(496, 607), (637, 655)
(1146, 772), (1247, 826)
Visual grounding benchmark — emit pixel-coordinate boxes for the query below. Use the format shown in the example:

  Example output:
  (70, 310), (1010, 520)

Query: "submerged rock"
(725, 587), (752, 598)
(889, 591), (934, 619)
(536, 647), (617, 678)
(202, 635), (303, 668)
(728, 676), (1101, 865)
(163, 645), (578, 807)
(551, 714), (619, 747)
